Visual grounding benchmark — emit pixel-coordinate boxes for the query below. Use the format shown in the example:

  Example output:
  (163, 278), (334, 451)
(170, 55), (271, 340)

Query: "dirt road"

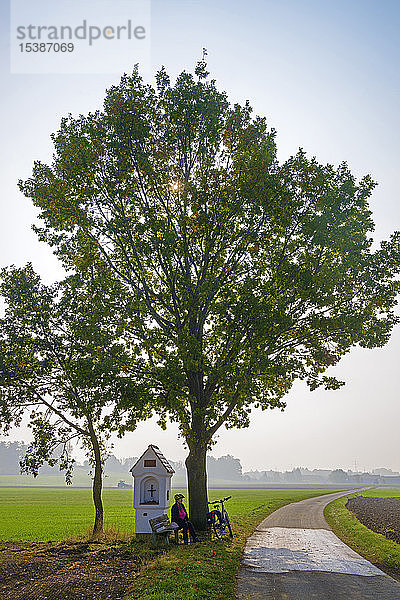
(236, 489), (400, 599)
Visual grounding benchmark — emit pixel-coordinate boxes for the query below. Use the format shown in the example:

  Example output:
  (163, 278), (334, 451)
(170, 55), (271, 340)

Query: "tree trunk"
(185, 442), (208, 530)
(87, 418), (104, 537)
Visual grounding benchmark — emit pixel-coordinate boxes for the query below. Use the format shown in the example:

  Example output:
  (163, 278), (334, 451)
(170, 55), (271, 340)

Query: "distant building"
(117, 480), (131, 489)
(372, 468), (400, 477)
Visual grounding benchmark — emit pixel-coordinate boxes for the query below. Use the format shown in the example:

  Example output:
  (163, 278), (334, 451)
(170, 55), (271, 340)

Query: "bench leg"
(152, 532), (170, 547)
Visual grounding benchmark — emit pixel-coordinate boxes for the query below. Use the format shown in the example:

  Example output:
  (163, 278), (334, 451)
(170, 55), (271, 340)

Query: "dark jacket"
(171, 502), (189, 524)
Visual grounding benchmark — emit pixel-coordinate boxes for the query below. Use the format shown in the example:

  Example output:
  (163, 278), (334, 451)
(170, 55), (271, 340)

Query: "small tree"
(0, 264), (149, 536)
(19, 63), (400, 527)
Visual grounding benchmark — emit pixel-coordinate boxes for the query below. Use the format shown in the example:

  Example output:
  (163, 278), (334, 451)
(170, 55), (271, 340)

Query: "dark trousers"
(173, 518), (197, 543)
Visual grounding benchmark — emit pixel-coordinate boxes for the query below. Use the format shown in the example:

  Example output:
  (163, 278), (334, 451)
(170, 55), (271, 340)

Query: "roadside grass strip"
(324, 487), (400, 575)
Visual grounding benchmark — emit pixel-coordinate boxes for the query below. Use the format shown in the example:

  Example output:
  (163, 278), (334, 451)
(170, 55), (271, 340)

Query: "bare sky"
(1, 0), (399, 473)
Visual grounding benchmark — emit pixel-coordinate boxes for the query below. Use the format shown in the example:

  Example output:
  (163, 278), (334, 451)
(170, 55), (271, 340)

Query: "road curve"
(236, 489), (400, 599)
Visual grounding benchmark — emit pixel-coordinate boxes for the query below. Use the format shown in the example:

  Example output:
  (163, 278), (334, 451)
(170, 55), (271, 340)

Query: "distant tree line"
(0, 441), (27, 475)
(243, 466), (400, 485)
(2, 441), (399, 485)
(0, 441), (136, 477)
(0, 442), (241, 481)
(170, 455), (243, 481)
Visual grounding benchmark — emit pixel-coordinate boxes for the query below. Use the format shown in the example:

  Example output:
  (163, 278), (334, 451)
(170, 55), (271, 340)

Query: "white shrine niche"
(140, 476), (159, 504)
(130, 444), (175, 534)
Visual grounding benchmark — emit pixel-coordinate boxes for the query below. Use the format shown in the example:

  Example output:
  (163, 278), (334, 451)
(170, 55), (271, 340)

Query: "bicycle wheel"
(212, 514), (224, 539)
(225, 512), (233, 537)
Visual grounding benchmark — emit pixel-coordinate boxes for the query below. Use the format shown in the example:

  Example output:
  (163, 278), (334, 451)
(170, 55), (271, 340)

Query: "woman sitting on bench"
(171, 494), (200, 544)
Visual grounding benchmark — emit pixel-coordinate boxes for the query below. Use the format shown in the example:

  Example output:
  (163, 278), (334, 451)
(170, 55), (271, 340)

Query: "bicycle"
(207, 495), (233, 539)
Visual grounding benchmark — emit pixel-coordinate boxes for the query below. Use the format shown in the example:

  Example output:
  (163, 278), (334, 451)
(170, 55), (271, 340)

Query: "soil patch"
(0, 539), (147, 600)
(346, 496), (400, 545)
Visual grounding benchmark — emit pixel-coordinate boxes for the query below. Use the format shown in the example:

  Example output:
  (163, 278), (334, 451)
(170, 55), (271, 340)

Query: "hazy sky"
(1, 0), (399, 473)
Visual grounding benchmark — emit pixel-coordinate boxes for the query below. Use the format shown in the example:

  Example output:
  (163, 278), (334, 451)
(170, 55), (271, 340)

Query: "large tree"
(19, 62), (400, 527)
(0, 264), (149, 536)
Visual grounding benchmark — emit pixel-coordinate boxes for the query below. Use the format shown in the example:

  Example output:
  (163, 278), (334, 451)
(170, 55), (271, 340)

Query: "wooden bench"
(149, 515), (179, 546)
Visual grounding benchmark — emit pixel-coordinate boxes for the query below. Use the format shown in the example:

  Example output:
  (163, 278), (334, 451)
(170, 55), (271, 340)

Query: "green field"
(325, 487), (400, 575)
(0, 487), (339, 543)
(0, 487), (135, 541)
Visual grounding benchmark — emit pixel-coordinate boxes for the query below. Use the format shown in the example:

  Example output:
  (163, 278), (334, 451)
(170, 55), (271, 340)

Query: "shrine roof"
(129, 444), (175, 474)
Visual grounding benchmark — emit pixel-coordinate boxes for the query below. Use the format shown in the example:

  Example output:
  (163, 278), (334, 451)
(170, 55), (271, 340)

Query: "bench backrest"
(149, 514), (170, 532)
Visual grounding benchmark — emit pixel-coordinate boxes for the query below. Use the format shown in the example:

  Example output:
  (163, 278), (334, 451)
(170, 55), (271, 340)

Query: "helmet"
(174, 493), (184, 501)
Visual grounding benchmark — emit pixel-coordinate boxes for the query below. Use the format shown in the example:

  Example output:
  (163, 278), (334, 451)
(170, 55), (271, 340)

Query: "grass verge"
(324, 487), (400, 576)
(124, 488), (342, 600)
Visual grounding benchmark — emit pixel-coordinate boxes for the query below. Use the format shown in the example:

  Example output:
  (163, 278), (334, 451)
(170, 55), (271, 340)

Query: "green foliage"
(0, 264), (151, 481)
(19, 64), (400, 446)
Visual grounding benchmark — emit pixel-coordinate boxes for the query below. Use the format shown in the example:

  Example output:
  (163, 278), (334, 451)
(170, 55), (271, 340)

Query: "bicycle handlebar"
(207, 495), (232, 504)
